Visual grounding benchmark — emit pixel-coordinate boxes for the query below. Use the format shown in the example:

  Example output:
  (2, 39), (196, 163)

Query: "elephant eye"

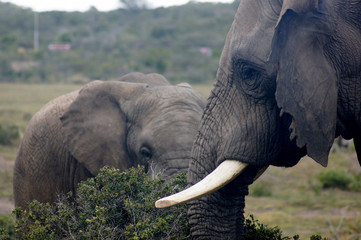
(236, 61), (274, 98)
(239, 64), (262, 89)
(140, 146), (152, 159)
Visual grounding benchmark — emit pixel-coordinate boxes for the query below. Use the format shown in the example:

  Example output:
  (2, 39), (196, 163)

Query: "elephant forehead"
(147, 100), (203, 127)
(145, 87), (205, 112)
(230, 0), (280, 65)
(139, 93), (203, 130)
(124, 89), (203, 129)
(143, 118), (198, 151)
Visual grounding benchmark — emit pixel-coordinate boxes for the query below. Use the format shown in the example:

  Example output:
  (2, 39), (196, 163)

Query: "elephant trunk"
(184, 90), (257, 239)
(186, 148), (261, 239)
(154, 150), (194, 180)
(186, 151), (250, 239)
(157, 79), (275, 238)
(187, 184), (248, 239)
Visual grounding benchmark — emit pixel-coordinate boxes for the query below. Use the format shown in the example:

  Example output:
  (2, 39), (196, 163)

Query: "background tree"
(0, 1), (236, 83)
(119, 0), (149, 11)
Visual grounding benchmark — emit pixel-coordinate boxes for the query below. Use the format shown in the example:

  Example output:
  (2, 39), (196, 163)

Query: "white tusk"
(155, 160), (248, 208)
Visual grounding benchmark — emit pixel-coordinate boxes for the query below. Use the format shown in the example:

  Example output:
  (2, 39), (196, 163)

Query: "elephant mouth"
(155, 160), (267, 208)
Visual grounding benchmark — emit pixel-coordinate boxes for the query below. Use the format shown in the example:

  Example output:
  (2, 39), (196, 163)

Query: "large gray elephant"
(156, 0), (361, 239)
(13, 73), (206, 209)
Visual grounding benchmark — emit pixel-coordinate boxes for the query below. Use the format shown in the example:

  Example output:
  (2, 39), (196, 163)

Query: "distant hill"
(0, 1), (238, 84)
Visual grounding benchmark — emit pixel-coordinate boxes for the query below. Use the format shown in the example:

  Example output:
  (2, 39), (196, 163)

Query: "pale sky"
(2, 0), (233, 12)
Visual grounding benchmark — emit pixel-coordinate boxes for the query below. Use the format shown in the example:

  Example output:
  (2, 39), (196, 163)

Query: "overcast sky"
(3, 0), (233, 12)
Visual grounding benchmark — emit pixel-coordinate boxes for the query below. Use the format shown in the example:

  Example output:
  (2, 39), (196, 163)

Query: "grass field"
(0, 83), (360, 239)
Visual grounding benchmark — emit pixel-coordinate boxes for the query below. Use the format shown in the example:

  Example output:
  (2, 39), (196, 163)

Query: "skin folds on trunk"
(187, 86), (242, 238)
(184, 69), (303, 239)
(187, 151), (261, 239)
(186, 82), (266, 239)
(187, 185), (248, 239)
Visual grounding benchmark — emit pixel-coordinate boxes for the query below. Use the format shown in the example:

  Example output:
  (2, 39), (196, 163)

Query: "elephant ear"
(269, 3), (337, 167)
(60, 81), (147, 176)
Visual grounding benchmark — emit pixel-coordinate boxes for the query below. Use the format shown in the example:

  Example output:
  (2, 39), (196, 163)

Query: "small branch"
(327, 205), (351, 240)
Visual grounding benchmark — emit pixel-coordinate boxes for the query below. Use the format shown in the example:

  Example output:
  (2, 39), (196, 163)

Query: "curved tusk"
(155, 160), (248, 208)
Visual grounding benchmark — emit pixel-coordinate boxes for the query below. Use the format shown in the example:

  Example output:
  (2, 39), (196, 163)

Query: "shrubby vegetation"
(5, 166), (321, 239)
(245, 215), (328, 240)
(318, 169), (361, 192)
(0, 1), (237, 84)
(0, 215), (15, 239)
(245, 214), (299, 240)
(14, 166), (190, 239)
(250, 181), (273, 197)
(0, 123), (19, 146)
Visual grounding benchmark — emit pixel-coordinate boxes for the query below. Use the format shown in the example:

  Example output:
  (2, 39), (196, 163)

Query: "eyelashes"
(234, 61), (276, 99)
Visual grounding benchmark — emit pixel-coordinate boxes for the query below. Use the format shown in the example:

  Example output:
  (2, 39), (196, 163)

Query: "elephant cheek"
(147, 152), (192, 181)
(218, 104), (281, 167)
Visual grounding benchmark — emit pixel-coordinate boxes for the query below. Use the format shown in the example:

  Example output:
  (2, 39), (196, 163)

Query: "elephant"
(156, 0), (361, 239)
(118, 72), (170, 86)
(13, 72), (206, 210)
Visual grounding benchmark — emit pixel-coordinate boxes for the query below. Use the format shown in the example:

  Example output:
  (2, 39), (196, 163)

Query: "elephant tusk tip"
(155, 160), (251, 209)
(155, 198), (178, 208)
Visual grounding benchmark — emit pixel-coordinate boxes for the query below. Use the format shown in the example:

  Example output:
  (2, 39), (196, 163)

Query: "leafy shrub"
(244, 215), (328, 240)
(15, 166), (190, 239)
(13, 166), (326, 239)
(309, 235), (329, 240)
(250, 182), (272, 197)
(0, 123), (19, 145)
(318, 169), (354, 190)
(0, 215), (15, 240)
(350, 173), (361, 191)
(245, 214), (299, 240)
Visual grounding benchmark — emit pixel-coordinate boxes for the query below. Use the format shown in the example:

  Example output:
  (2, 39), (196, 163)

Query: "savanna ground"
(0, 83), (360, 239)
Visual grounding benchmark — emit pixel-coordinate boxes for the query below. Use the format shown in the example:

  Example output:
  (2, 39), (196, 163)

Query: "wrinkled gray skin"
(187, 0), (361, 239)
(13, 73), (205, 209)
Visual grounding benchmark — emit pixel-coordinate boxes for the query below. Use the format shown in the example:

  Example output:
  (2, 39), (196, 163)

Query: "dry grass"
(192, 83), (214, 99)
(0, 83), (80, 130)
(246, 152), (361, 240)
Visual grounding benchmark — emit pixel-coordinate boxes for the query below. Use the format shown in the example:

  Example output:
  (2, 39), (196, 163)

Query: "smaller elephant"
(13, 73), (206, 209)
(118, 72), (170, 86)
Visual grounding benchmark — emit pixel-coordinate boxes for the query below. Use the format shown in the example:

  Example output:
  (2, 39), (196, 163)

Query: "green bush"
(14, 166), (190, 239)
(250, 182), (272, 197)
(244, 215), (328, 240)
(350, 173), (361, 191)
(0, 123), (19, 145)
(310, 235), (329, 240)
(318, 169), (354, 190)
(13, 166), (326, 239)
(245, 214), (299, 240)
(0, 215), (15, 240)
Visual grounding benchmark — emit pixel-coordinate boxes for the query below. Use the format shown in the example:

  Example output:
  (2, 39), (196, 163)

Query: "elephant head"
(118, 72), (170, 86)
(156, 0), (361, 238)
(60, 79), (206, 179)
(13, 73), (206, 209)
